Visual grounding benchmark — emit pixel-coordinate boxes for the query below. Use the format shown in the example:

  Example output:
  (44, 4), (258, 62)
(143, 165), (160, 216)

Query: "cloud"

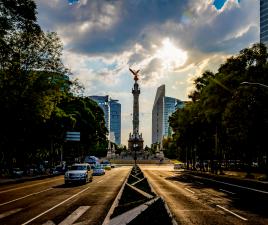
(35, 0), (259, 146)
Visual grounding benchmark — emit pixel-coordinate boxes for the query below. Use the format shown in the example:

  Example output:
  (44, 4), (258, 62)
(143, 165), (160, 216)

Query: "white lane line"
(97, 180), (103, 183)
(191, 175), (268, 194)
(0, 178), (62, 194)
(216, 205), (247, 221)
(58, 206), (90, 225)
(185, 188), (195, 194)
(219, 188), (236, 195)
(0, 208), (23, 219)
(22, 186), (91, 225)
(0, 188), (53, 206)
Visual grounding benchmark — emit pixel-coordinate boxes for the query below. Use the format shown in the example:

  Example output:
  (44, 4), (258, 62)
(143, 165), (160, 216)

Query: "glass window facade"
(89, 96), (121, 145)
(152, 85), (183, 144)
(261, 0), (268, 46)
(109, 99), (121, 145)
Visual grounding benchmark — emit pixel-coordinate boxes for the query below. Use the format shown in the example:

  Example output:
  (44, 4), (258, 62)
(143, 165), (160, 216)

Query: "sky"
(35, 0), (259, 147)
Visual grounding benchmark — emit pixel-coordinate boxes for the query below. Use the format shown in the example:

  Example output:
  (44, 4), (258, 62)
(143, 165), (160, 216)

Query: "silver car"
(64, 163), (93, 184)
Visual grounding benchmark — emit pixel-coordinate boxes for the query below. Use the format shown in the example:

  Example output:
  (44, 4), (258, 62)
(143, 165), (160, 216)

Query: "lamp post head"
(240, 81), (268, 89)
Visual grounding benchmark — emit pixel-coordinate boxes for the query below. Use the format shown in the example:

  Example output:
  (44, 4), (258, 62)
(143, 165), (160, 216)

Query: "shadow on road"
(165, 171), (268, 218)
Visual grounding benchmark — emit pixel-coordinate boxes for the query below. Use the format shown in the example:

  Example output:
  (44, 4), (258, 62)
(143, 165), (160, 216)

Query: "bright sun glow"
(156, 38), (188, 71)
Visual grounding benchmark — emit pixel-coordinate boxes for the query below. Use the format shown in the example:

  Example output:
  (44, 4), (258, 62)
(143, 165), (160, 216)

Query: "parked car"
(92, 164), (105, 176)
(64, 163), (93, 184)
(173, 163), (184, 170)
(12, 168), (24, 177)
(101, 160), (112, 170)
(52, 165), (66, 175)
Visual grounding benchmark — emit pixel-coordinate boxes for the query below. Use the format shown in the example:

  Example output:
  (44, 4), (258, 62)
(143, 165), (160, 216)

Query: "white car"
(64, 163), (93, 184)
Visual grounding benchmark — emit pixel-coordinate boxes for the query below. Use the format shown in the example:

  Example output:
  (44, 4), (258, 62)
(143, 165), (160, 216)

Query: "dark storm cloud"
(36, 0), (188, 54)
(36, 0), (258, 69)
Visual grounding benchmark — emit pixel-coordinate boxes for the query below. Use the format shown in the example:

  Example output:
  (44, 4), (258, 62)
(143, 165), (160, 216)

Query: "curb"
(103, 165), (178, 225)
(102, 167), (132, 225)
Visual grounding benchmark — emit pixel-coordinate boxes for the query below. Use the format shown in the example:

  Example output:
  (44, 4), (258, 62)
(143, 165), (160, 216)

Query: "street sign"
(65, 131), (80, 141)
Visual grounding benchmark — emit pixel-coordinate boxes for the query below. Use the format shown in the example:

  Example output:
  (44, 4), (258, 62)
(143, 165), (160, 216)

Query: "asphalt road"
(0, 166), (131, 225)
(140, 165), (268, 225)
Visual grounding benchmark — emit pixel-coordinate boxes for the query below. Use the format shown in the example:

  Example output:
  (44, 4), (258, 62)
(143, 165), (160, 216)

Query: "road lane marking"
(216, 205), (247, 221)
(22, 186), (91, 225)
(0, 208), (23, 219)
(191, 175), (268, 194)
(185, 188), (195, 194)
(0, 188), (53, 206)
(219, 188), (236, 195)
(58, 206), (90, 225)
(97, 180), (103, 183)
(0, 178), (63, 194)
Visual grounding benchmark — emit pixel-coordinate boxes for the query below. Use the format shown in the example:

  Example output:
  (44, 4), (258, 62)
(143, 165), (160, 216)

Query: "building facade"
(152, 85), (165, 144)
(109, 99), (121, 145)
(152, 85), (182, 144)
(261, 0), (268, 46)
(89, 95), (110, 132)
(89, 95), (121, 145)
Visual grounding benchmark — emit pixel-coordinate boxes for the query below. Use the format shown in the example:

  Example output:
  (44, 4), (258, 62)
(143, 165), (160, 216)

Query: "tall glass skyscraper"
(152, 85), (165, 144)
(89, 95), (121, 145)
(152, 85), (181, 144)
(89, 95), (110, 132)
(260, 0), (268, 46)
(109, 99), (121, 145)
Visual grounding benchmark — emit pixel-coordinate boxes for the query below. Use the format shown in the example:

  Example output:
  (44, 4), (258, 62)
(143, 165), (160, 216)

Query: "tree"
(170, 43), (268, 175)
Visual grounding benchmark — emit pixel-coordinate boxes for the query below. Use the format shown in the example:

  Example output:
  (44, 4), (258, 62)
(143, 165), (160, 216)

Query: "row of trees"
(167, 43), (268, 174)
(0, 0), (108, 170)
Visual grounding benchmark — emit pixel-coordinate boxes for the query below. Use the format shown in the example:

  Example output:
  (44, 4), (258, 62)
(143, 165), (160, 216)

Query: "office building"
(109, 99), (121, 145)
(261, 0), (268, 46)
(89, 95), (121, 145)
(89, 95), (110, 132)
(152, 85), (182, 144)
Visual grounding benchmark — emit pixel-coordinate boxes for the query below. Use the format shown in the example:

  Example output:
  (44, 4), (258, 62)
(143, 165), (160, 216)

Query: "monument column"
(128, 68), (144, 152)
(132, 78), (140, 136)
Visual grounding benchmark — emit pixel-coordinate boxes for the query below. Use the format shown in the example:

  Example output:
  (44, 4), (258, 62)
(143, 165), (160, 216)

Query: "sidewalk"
(187, 170), (268, 191)
(0, 174), (59, 186)
(222, 170), (267, 181)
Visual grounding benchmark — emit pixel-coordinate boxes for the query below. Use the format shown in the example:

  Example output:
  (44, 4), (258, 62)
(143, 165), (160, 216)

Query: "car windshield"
(70, 165), (87, 170)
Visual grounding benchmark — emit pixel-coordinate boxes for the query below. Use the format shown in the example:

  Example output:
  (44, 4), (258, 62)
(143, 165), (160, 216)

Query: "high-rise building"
(152, 85), (165, 144)
(164, 97), (183, 137)
(89, 95), (110, 132)
(260, 0), (268, 46)
(109, 99), (121, 145)
(89, 95), (121, 145)
(152, 85), (182, 144)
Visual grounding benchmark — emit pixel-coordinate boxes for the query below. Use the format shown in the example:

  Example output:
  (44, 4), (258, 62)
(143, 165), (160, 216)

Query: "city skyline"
(36, 0), (259, 146)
